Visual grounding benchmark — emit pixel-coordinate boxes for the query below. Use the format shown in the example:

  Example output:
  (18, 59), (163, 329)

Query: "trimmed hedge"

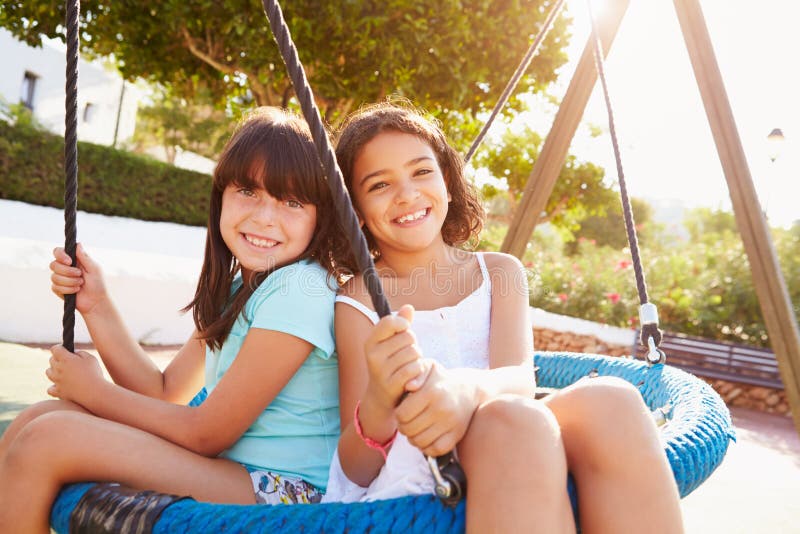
(0, 121), (211, 226)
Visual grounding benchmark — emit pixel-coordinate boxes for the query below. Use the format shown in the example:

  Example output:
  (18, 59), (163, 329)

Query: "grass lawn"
(0, 342), (50, 437)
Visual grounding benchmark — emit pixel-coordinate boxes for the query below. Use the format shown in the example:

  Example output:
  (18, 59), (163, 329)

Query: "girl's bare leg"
(0, 411), (254, 534)
(458, 394), (575, 534)
(545, 376), (683, 534)
(0, 400), (89, 460)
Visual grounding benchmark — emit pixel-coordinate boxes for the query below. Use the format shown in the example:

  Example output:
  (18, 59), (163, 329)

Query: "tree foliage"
(131, 88), (232, 162)
(683, 207), (737, 241)
(1, 0), (571, 124)
(473, 120), (616, 234)
(0, 98), (45, 131)
(567, 197), (654, 253)
(511, 207), (800, 347)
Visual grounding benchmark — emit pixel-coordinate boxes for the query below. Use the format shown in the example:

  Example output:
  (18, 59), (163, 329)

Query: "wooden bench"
(633, 331), (783, 389)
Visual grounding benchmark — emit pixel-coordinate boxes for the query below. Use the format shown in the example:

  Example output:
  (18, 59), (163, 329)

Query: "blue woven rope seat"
(50, 351), (734, 533)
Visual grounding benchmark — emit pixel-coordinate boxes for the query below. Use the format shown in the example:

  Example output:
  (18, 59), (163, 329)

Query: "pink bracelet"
(353, 400), (397, 461)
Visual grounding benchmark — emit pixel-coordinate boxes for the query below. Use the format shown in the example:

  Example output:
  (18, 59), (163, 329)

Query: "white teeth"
(245, 234), (278, 248)
(396, 209), (427, 223)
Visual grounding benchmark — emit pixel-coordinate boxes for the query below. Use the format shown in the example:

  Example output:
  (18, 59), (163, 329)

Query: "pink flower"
(606, 292), (621, 304)
(524, 261), (534, 268)
(615, 259), (632, 271)
(558, 293), (569, 302)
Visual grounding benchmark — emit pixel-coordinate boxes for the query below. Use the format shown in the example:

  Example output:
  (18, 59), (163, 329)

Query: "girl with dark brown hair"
(0, 107), (350, 532)
(322, 102), (682, 533)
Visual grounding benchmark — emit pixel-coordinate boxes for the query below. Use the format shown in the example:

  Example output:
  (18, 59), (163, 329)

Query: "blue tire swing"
(50, 0), (734, 531)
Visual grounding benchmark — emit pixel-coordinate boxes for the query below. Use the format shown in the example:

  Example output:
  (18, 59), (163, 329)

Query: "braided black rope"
(261, 0), (469, 505)
(62, 0), (80, 353)
(260, 0), (389, 318)
(464, 0), (567, 164)
(586, 0), (661, 348)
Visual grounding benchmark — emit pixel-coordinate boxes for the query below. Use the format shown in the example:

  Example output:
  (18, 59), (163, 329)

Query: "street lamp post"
(767, 128), (785, 163)
(763, 128), (785, 218)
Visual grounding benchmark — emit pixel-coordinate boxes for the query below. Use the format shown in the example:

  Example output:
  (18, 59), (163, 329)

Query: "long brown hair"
(185, 107), (352, 350)
(335, 101), (484, 263)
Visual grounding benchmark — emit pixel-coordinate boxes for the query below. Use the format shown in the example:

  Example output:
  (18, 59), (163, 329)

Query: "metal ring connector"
(646, 335), (666, 365)
(652, 403), (673, 427)
(428, 456), (452, 499)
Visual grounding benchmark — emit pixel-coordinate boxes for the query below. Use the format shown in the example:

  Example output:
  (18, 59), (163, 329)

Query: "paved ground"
(1, 342), (798, 532)
(680, 406), (800, 533)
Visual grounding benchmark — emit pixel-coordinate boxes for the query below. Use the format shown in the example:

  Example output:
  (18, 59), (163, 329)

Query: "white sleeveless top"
(334, 252), (492, 370)
(322, 253), (492, 502)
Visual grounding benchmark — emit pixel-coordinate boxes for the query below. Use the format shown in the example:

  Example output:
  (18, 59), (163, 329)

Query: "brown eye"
(368, 182), (388, 192)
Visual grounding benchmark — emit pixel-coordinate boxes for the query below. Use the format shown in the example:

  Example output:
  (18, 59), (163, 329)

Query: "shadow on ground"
(0, 399), (33, 437)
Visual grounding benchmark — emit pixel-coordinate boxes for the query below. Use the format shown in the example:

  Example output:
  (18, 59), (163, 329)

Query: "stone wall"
(534, 327), (791, 417)
(534, 327), (630, 357)
(707, 380), (790, 416)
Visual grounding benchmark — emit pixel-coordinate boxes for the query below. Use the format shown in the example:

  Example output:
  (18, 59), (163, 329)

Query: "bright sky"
(518, 0), (799, 228)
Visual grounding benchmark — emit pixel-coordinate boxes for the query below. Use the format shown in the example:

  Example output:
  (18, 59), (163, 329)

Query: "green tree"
(684, 207), (738, 242)
(567, 197), (654, 253)
(777, 222), (800, 320)
(474, 120), (617, 235)
(0, 98), (45, 131)
(522, 207), (799, 348)
(131, 88), (232, 162)
(1, 1), (570, 124)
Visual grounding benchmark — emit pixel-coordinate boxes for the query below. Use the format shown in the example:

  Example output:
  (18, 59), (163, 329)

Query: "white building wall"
(0, 29), (139, 146)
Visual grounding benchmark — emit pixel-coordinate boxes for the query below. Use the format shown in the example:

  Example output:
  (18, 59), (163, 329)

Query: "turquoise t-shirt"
(204, 259), (339, 491)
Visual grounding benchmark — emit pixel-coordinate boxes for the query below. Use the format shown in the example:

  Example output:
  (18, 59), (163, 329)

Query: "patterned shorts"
(249, 470), (323, 505)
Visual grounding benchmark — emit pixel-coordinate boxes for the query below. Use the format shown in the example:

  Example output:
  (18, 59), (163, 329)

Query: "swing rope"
(62, 0), (80, 353)
(260, 0), (465, 505)
(587, 0), (663, 356)
(260, 0), (390, 318)
(463, 0), (567, 164)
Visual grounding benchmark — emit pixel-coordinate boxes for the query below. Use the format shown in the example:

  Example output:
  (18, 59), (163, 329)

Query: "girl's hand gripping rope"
(395, 362), (479, 458)
(50, 243), (110, 317)
(46, 344), (106, 407)
(362, 304), (431, 417)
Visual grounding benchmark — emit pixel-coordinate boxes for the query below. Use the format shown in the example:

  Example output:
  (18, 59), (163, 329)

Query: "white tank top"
(322, 253), (493, 503)
(335, 252), (492, 370)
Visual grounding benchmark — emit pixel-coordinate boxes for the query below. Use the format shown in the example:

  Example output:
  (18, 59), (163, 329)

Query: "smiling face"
(219, 183), (317, 282)
(351, 131), (450, 257)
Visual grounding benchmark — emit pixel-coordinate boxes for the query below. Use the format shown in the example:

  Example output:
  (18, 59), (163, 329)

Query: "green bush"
(0, 120), (211, 226)
(490, 219), (799, 349)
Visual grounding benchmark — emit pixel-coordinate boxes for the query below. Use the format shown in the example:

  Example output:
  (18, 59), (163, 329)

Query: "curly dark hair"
(186, 107), (353, 350)
(335, 101), (484, 263)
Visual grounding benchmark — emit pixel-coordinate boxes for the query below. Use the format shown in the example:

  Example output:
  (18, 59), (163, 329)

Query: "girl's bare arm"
(51, 244), (196, 398)
(456, 251), (536, 399)
(83, 299), (205, 402)
(48, 327), (313, 456)
(394, 253), (535, 456)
